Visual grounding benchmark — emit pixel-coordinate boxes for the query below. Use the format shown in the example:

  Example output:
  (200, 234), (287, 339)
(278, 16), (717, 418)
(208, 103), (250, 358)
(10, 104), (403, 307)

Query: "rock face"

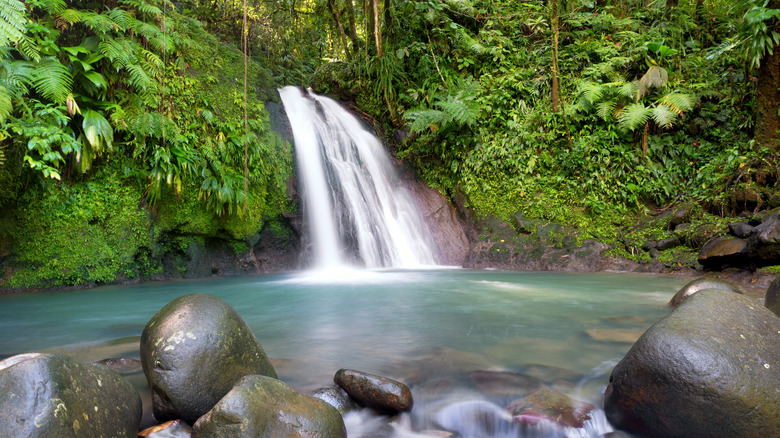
(0, 353), (142, 437)
(604, 289), (780, 438)
(667, 277), (742, 307)
(140, 293), (277, 424)
(192, 375), (346, 437)
(334, 368), (413, 415)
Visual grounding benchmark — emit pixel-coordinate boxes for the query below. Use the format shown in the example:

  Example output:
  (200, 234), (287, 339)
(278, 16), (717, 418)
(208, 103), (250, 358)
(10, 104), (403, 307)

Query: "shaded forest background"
(0, 0), (779, 288)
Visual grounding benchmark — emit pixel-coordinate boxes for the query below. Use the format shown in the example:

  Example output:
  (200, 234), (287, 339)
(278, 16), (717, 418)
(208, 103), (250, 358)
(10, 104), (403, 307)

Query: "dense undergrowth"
(0, 0), (293, 288)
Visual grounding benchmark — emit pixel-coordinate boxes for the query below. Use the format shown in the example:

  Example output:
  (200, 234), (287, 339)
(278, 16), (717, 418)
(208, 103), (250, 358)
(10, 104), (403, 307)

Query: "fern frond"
(437, 94), (479, 127)
(1, 59), (35, 95)
(141, 48), (163, 70)
(37, 0), (67, 14)
(404, 108), (449, 133)
(16, 35), (42, 62)
(57, 8), (87, 26)
(0, 85), (13, 124)
(617, 81), (638, 99)
(596, 100), (617, 121)
(618, 102), (653, 131)
(652, 104), (678, 128)
(133, 20), (162, 41)
(659, 91), (695, 115)
(108, 8), (134, 32)
(577, 82), (604, 106)
(33, 57), (73, 103)
(99, 37), (132, 69)
(148, 34), (174, 54)
(83, 11), (117, 34)
(0, 0), (27, 47)
(126, 63), (154, 92)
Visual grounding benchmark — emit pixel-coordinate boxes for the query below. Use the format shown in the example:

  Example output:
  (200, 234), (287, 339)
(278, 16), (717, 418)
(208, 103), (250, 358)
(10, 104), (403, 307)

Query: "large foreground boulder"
(0, 353), (141, 437)
(140, 293), (277, 424)
(667, 276), (742, 307)
(604, 289), (780, 438)
(192, 375), (346, 437)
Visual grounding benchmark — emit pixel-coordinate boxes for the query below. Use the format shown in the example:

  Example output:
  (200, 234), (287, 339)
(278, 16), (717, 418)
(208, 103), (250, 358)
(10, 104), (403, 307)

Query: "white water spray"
(279, 86), (438, 270)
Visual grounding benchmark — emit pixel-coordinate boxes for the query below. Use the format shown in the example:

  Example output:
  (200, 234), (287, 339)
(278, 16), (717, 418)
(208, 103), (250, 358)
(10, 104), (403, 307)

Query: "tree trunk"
(367, 0), (376, 55)
(551, 0), (560, 113)
(372, 0), (383, 56)
(384, 0), (392, 39)
(755, 39), (780, 151)
(327, 0), (352, 60)
(344, 0), (358, 49)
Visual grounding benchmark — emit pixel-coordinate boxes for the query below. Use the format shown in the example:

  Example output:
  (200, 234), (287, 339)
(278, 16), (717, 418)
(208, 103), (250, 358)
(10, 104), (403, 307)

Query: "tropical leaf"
(16, 35), (42, 62)
(32, 57), (73, 103)
(57, 8), (88, 26)
(82, 109), (113, 155)
(618, 102), (653, 131)
(99, 37), (133, 69)
(1, 59), (35, 95)
(0, 0), (26, 47)
(617, 81), (638, 99)
(652, 104), (678, 129)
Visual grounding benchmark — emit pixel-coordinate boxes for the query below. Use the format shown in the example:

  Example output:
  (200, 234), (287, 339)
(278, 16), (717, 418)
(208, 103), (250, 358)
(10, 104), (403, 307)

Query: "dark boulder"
(0, 353), (141, 437)
(604, 289), (780, 438)
(668, 277), (742, 307)
(697, 237), (749, 269)
(334, 368), (413, 415)
(766, 274), (780, 317)
(655, 236), (681, 251)
(747, 208), (780, 264)
(192, 375), (346, 437)
(140, 293), (276, 424)
(507, 389), (594, 428)
(728, 221), (754, 238)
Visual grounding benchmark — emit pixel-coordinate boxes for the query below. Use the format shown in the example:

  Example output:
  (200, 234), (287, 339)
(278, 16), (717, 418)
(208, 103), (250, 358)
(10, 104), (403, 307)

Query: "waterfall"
(279, 86), (438, 269)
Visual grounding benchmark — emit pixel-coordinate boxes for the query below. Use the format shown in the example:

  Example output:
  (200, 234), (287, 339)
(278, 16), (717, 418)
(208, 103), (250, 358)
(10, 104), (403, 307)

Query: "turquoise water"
(0, 269), (686, 437)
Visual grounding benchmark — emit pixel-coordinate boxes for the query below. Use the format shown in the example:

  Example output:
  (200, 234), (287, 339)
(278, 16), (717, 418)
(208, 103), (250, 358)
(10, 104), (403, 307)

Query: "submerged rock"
(192, 375), (346, 437)
(604, 289), (780, 438)
(0, 353), (141, 437)
(140, 293), (276, 424)
(507, 389), (595, 428)
(334, 368), (413, 415)
(470, 370), (546, 400)
(667, 277), (742, 307)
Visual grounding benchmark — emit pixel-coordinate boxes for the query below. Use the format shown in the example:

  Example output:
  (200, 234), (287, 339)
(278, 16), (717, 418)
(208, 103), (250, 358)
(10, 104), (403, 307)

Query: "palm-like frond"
(659, 91), (695, 115)
(637, 65), (668, 99)
(0, 0), (26, 47)
(83, 11), (117, 34)
(652, 104), (678, 128)
(436, 93), (479, 127)
(126, 63), (154, 92)
(16, 35), (42, 62)
(618, 102), (653, 131)
(617, 81), (638, 99)
(33, 57), (73, 103)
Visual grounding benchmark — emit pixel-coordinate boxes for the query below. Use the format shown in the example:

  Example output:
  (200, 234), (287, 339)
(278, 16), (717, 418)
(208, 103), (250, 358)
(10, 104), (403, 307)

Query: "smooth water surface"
(0, 270), (686, 437)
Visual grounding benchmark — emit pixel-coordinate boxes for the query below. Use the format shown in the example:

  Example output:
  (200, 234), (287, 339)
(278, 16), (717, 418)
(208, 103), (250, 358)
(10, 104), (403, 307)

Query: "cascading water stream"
(279, 86), (438, 270)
